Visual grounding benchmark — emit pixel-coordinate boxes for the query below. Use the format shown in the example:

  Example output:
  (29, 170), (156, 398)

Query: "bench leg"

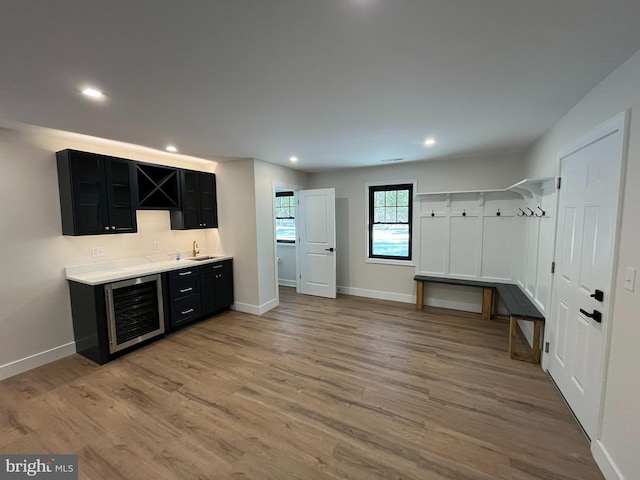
(509, 317), (544, 364)
(533, 321), (543, 364)
(416, 281), (424, 310)
(481, 288), (492, 321)
(509, 316), (517, 360)
(492, 290), (500, 319)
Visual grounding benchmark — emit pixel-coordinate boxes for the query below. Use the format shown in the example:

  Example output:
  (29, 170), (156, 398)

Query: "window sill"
(366, 258), (415, 267)
(277, 242), (296, 247)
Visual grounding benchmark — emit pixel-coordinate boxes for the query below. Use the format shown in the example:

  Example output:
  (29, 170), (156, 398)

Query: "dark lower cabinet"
(201, 259), (234, 317)
(67, 260), (234, 365)
(167, 267), (201, 329)
(68, 281), (111, 365)
(68, 276), (165, 365)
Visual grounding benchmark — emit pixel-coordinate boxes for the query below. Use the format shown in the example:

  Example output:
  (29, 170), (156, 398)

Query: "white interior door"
(297, 188), (336, 298)
(549, 113), (626, 439)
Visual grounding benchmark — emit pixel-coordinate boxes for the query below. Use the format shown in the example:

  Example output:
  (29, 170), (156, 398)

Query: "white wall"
(0, 123), (220, 379)
(253, 160), (308, 310)
(216, 158), (260, 311)
(309, 152), (527, 305)
(0, 124), (308, 378)
(524, 49), (640, 480)
(277, 243), (297, 286)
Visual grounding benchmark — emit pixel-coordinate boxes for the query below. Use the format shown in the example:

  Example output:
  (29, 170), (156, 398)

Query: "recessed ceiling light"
(81, 87), (104, 99)
(165, 145), (178, 153)
(424, 137), (436, 147)
(289, 156), (298, 163)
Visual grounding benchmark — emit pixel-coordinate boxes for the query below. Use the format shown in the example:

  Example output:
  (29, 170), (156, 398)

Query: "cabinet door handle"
(179, 271), (193, 276)
(213, 265), (223, 269)
(112, 226), (116, 230)
(179, 287), (193, 293)
(181, 308), (194, 315)
(104, 226), (110, 231)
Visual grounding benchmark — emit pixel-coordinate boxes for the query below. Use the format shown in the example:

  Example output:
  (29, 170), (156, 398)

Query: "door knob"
(325, 247), (335, 252)
(590, 289), (604, 302)
(580, 309), (602, 323)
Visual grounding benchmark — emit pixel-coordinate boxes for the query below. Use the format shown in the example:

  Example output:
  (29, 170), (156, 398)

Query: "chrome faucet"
(192, 240), (200, 257)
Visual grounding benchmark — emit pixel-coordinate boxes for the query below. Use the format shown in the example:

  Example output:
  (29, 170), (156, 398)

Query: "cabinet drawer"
(170, 276), (200, 300)
(169, 267), (198, 281)
(171, 295), (201, 326)
(201, 260), (232, 276)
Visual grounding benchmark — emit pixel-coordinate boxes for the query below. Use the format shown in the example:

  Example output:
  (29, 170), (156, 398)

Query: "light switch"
(624, 267), (636, 292)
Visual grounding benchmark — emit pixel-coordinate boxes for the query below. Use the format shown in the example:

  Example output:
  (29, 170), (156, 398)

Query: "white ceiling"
(1, 1), (639, 172)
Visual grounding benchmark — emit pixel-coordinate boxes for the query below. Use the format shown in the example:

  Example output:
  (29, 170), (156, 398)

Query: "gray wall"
(524, 49), (640, 480)
(308, 152), (527, 303)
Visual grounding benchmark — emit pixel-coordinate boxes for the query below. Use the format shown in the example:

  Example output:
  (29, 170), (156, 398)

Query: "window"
(275, 191), (296, 243)
(368, 183), (413, 260)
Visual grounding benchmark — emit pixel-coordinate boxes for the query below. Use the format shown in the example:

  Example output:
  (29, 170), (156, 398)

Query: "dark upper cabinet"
(200, 259), (234, 317)
(135, 162), (181, 210)
(170, 170), (218, 230)
(56, 149), (137, 235)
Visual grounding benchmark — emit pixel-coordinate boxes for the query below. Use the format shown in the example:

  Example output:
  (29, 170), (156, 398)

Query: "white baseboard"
(426, 298), (482, 313)
(592, 440), (625, 480)
(278, 279), (297, 287)
(258, 298), (279, 314)
(232, 297), (279, 315)
(0, 342), (76, 381)
(337, 286), (414, 304)
(337, 286), (489, 314)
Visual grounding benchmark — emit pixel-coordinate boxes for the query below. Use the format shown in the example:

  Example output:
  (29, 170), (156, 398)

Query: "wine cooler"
(104, 274), (165, 354)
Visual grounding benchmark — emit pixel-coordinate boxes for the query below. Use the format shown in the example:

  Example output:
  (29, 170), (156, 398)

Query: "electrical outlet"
(153, 240), (160, 251)
(91, 246), (105, 258)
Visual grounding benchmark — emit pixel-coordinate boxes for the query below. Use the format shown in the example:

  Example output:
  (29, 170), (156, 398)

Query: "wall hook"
(431, 210), (435, 217)
(462, 209), (466, 217)
(527, 207), (535, 217)
(536, 205), (546, 217)
(518, 208), (526, 217)
(496, 208), (501, 217)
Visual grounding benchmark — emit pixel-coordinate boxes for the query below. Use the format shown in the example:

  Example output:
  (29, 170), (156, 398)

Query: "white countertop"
(66, 255), (233, 286)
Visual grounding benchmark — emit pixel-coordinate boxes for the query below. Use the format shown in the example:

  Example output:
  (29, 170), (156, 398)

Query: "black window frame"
(368, 183), (413, 261)
(275, 191), (296, 244)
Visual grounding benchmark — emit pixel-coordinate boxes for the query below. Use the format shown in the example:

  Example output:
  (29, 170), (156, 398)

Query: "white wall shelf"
(415, 177), (554, 200)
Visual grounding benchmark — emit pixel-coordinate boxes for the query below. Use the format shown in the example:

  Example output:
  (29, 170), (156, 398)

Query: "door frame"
(545, 111), (629, 439)
(272, 182), (302, 306)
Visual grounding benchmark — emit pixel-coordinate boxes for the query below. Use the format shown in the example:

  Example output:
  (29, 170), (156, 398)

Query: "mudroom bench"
(414, 275), (496, 321)
(414, 275), (545, 363)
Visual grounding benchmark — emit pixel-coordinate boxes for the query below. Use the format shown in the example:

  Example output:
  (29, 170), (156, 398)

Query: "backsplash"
(63, 210), (221, 267)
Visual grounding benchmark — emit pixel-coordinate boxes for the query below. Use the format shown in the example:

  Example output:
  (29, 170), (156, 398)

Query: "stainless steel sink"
(187, 256), (220, 261)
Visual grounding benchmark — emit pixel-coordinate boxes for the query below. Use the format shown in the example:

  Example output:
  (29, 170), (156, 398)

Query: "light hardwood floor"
(0, 287), (603, 479)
